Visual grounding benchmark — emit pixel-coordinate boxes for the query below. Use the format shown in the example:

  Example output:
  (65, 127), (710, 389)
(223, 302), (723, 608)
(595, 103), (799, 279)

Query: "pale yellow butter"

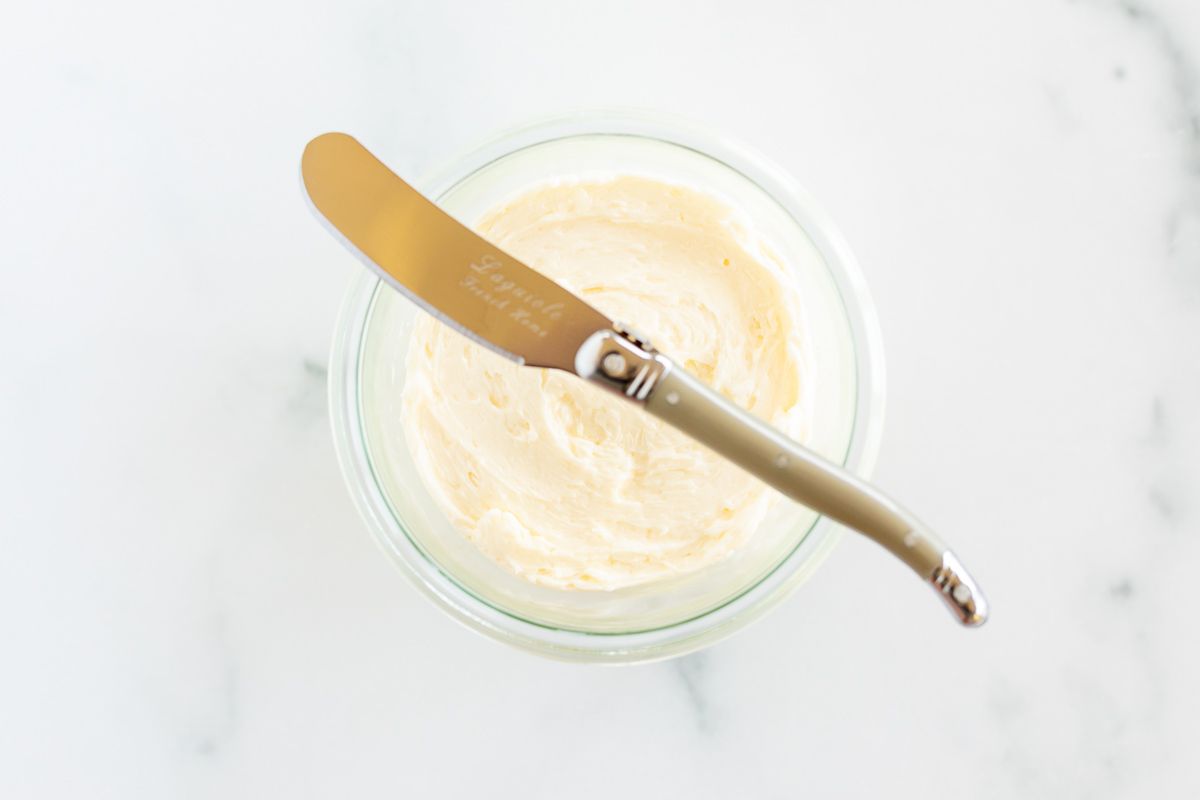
(402, 176), (810, 590)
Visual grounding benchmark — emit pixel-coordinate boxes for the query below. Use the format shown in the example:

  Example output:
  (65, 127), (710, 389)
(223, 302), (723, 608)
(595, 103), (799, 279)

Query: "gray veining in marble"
(671, 653), (712, 733)
(1105, 0), (1200, 290)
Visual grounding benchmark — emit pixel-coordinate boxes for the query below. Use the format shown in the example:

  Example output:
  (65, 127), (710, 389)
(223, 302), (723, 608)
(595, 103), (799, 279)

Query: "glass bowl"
(328, 111), (886, 663)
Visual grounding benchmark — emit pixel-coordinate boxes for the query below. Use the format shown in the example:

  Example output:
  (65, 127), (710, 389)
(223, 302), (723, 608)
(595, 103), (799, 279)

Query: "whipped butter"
(401, 176), (811, 590)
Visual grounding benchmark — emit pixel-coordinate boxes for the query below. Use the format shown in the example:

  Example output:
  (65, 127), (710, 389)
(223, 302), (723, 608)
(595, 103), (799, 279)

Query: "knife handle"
(576, 327), (988, 627)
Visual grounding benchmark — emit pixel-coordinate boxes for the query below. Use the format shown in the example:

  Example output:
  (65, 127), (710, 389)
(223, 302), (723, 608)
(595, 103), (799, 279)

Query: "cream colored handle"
(644, 364), (989, 627)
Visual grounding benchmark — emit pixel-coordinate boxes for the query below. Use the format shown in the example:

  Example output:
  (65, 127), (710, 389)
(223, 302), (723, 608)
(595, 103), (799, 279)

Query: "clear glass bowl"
(328, 111), (886, 663)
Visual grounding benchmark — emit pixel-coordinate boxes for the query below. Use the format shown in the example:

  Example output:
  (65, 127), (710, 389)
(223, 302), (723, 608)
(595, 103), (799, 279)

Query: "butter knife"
(301, 132), (988, 627)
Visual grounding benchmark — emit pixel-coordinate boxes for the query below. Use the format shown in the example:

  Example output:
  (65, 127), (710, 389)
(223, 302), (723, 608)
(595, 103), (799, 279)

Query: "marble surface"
(3, 0), (1199, 796)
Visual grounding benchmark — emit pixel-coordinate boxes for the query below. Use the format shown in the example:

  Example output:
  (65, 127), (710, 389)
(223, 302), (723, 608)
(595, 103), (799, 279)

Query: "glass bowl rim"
(327, 109), (887, 663)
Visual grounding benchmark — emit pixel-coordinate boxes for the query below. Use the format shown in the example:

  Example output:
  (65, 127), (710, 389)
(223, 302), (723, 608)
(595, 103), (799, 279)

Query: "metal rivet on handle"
(602, 353), (627, 377)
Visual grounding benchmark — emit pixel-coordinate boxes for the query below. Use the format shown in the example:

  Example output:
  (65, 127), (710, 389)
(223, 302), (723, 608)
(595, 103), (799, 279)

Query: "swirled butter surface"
(402, 176), (811, 590)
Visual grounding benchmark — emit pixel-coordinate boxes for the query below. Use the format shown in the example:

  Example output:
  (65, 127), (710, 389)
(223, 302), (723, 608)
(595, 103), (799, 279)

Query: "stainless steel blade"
(301, 132), (612, 370)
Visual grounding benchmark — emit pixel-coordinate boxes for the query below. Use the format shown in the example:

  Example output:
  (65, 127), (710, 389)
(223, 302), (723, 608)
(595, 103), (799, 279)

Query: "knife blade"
(301, 132), (612, 371)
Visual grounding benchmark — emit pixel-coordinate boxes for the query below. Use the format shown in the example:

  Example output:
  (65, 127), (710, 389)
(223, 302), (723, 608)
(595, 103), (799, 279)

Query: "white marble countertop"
(3, 0), (1199, 796)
